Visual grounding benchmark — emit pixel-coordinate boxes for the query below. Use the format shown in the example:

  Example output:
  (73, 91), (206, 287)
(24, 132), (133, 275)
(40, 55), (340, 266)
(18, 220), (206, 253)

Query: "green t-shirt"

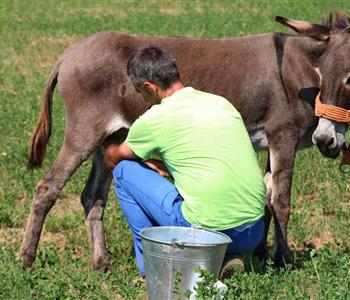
(126, 87), (265, 230)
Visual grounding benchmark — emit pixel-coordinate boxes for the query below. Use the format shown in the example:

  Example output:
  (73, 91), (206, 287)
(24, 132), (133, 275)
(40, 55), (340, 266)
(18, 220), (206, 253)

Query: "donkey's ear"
(275, 16), (331, 41)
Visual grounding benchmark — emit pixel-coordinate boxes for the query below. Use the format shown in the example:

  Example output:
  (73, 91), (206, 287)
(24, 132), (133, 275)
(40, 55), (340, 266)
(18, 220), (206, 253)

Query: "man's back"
(127, 87), (266, 230)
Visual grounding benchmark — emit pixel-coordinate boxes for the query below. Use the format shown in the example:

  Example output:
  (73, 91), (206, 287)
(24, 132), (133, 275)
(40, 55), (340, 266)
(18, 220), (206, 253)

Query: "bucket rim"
(140, 226), (232, 247)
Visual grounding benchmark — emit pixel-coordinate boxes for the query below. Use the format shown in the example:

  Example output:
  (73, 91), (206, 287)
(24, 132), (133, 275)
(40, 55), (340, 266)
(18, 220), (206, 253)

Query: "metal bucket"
(140, 226), (231, 300)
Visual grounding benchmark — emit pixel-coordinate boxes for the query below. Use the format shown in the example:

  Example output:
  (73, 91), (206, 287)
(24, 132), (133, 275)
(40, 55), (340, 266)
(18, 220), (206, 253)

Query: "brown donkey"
(21, 13), (350, 270)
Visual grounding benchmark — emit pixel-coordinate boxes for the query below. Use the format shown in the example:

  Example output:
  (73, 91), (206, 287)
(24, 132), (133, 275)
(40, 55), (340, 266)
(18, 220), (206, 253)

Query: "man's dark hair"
(127, 44), (180, 89)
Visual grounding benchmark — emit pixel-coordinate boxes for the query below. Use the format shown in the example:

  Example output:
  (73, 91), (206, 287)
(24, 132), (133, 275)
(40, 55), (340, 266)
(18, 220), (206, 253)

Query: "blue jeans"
(113, 160), (264, 276)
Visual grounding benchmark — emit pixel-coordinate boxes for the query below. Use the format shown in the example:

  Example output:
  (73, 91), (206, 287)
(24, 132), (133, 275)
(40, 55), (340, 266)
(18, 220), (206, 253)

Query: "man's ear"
(143, 81), (158, 95)
(275, 16), (331, 41)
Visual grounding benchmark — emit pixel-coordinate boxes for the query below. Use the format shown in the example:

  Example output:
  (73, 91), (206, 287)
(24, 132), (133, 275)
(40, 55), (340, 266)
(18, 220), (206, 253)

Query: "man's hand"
(144, 159), (172, 178)
(104, 142), (138, 170)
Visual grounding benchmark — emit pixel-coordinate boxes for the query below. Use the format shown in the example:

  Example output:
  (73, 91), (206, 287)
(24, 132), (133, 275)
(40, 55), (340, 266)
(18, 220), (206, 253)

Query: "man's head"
(127, 44), (181, 104)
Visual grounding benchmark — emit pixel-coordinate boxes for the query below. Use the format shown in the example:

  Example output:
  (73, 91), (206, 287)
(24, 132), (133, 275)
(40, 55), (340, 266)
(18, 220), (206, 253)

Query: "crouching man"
(104, 44), (266, 279)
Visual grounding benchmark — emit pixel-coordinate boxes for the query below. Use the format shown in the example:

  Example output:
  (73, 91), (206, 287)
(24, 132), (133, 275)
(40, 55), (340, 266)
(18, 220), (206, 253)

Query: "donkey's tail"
(28, 64), (59, 170)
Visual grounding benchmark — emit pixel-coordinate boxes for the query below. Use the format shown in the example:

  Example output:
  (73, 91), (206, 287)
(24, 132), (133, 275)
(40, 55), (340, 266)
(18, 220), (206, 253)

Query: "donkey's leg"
(21, 139), (95, 267)
(254, 152), (273, 260)
(81, 149), (112, 270)
(269, 137), (297, 266)
(80, 129), (128, 270)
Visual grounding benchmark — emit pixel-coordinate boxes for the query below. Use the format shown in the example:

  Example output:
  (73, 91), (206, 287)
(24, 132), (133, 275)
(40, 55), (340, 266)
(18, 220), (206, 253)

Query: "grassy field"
(0, 0), (350, 299)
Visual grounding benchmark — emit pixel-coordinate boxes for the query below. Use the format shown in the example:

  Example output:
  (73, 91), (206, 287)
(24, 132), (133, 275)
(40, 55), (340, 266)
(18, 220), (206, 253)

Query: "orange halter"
(315, 93), (350, 124)
(314, 93), (350, 171)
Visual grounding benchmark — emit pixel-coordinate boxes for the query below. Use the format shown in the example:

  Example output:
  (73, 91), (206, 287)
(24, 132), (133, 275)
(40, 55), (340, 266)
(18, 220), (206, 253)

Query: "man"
(104, 45), (266, 279)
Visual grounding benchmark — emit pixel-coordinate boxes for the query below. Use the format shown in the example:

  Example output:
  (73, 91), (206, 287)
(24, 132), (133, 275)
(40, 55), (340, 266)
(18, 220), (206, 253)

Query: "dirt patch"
(307, 230), (335, 250)
(0, 226), (67, 250)
(60, 4), (162, 20)
(49, 195), (84, 216)
(159, 7), (183, 16)
(288, 234), (335, 252)
(82, 7), (127, 18)
(0, 195), (81, 249)
(1, 34), (77, 75)
(0, 227), (23, 249)
(32, 35), (78, 67)
(287, 236), (305, 251)
(40, 230), (67, 248)
(65, 2), (185, 19)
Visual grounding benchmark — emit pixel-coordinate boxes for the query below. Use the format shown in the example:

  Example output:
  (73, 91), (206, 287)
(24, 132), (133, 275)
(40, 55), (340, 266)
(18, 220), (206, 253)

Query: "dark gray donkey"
(21, 13), (350, 270)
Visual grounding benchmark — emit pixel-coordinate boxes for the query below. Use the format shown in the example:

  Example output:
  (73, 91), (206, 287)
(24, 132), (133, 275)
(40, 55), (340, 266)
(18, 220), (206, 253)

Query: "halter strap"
(315, 93), (350, 171)
(315, 93), (350, 124)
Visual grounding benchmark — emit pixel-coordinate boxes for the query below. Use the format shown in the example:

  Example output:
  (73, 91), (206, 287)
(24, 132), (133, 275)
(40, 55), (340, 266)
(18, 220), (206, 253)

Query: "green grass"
(0, 0), (350, 299)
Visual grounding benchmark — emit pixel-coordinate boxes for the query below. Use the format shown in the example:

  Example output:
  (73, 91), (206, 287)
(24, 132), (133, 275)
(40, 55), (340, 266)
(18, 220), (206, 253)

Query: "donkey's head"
(276, 12), (350, 158)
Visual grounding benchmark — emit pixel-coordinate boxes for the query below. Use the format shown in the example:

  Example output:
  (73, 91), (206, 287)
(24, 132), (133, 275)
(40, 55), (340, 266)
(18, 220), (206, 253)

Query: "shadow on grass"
(245, 241), (350, 275)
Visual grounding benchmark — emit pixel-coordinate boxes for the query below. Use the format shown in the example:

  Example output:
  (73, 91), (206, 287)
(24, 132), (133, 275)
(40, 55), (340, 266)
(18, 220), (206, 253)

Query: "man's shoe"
(219, 255), (245, 280)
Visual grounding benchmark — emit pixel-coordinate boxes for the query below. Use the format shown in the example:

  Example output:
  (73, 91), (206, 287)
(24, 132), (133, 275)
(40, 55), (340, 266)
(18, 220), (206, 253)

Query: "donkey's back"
(56, 30), (320, 144)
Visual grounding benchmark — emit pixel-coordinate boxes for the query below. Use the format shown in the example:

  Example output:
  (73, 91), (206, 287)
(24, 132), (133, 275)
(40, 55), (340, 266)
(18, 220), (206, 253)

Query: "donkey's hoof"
(273, 252), (292, 268)
(20, 252), (35, 268)
(92, 257), (111, 272)
(253, 244), (270, 261)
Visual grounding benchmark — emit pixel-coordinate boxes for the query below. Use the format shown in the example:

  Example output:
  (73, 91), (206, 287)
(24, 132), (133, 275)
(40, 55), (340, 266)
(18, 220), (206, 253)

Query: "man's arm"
(104, 142), (172, 178)
(143, 159), (171, 178)
(104, 142), (139, 170)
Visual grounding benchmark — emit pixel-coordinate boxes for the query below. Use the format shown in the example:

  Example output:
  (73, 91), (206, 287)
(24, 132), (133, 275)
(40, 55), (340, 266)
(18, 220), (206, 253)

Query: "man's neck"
(159, 81), (185, 99)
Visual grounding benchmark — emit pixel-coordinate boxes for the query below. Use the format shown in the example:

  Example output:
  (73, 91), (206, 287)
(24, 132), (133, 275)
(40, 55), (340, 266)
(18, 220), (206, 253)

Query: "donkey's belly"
(248, 124), (268, 151)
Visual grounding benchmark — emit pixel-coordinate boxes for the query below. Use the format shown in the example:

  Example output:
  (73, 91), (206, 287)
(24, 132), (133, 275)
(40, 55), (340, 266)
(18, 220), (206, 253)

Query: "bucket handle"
(171, 225), (202, 248)
(171, 239), (185, 249)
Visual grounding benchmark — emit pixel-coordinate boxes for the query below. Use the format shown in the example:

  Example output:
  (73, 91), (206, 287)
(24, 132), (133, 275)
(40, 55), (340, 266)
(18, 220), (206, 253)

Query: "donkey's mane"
(323, 11), (350, 30)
